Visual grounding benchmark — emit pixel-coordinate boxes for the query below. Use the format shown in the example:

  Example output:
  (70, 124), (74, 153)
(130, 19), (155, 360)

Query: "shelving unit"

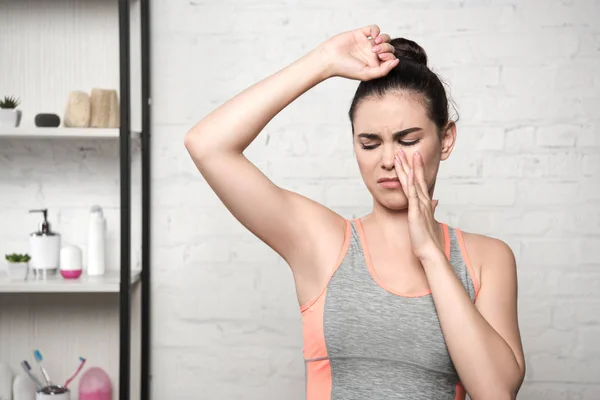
(0, 271), (142, 293)
(0, 1), (151, 400)
(0, 127), (141, 139)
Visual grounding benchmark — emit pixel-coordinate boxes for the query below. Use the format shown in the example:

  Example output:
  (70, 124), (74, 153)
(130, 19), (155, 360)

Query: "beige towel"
(63, 90), (91, 127)
(90, 88), (120, 128)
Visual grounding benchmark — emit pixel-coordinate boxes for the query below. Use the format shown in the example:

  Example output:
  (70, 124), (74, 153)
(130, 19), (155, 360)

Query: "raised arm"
(184, 25), (399, 303)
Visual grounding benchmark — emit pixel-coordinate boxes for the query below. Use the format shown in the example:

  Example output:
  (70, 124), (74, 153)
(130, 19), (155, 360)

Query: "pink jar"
(78, 367), (111, 400)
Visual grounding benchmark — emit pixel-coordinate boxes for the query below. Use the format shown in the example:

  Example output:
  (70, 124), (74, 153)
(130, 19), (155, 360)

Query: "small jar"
(60, 245), (83, 279)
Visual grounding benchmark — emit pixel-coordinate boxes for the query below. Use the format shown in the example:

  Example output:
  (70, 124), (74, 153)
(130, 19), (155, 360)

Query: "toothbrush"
(33, 350), (52, 386)
(64, 357), (86, 389)
(20, 361), (44, 390)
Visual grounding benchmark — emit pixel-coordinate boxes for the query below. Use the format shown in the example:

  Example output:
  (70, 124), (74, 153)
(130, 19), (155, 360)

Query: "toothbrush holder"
(36, 385), (70, 400)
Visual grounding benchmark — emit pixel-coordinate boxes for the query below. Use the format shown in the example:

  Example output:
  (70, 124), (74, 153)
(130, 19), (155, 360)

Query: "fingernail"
(375, 36), (382, 44)
(372, 45), (381, 52)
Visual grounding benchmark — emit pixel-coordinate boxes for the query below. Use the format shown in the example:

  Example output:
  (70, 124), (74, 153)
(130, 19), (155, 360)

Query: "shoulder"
(459, 230), (517, 292)
(461, 231), (515, 264)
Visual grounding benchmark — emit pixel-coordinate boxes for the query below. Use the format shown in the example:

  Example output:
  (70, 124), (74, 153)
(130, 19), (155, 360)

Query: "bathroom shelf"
(0, 0), (151, 398)
(0, 127), (140, 139)
(0, 270), (141, 293)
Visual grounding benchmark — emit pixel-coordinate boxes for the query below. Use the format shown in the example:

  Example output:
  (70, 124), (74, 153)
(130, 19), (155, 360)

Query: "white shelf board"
(0, 127), (140, 139)
(0, 270), (141, 293)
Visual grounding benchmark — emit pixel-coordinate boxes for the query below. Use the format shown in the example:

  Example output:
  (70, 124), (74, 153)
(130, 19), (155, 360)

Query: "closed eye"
(361, 139), (420, 150)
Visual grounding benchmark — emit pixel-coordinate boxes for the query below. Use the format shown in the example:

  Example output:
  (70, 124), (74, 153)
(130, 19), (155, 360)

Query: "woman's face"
(352, 92), (455, 211)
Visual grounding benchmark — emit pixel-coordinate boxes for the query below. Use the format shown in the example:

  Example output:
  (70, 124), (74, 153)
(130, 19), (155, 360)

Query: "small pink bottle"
(79, 367), (111, 400)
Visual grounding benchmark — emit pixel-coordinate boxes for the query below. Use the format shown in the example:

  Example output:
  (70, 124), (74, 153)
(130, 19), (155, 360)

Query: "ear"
(440, 122), (457, 162)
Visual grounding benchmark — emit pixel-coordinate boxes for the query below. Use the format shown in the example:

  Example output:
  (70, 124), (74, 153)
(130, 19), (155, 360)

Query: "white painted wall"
(0, 0), (598, 399)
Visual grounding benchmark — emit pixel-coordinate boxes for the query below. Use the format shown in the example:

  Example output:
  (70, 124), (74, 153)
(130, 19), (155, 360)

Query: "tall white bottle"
(13, 374), (36, 400)
(0, 362), (12, 400)
(87, 205), (106, 276)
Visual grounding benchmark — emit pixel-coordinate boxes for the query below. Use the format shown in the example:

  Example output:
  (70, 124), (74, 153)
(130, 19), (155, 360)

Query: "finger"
(372, 43), (395, 54)
(360, 24), (380, 40)
(413, 152), (431, 201)
(363, 59), (399, 80)
(375, 33), (391, 44)
(407, 168), (420, 212)
(398, 149), (411, 176)
(397, 150), (413, 198)
(394, 154), (409, 196)
(377, 52), (396, 61)
(414, 176), (430, 208)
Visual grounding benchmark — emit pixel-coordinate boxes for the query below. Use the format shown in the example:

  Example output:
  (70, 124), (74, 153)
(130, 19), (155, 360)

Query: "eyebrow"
(357, 127), (423, 140)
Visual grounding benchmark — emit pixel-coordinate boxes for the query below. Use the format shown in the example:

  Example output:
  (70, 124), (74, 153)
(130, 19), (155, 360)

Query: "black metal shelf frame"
(118, 0), (151, 399)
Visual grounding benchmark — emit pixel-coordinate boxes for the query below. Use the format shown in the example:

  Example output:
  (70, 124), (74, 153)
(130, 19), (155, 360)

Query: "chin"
(375, 192), (408, 211)
(382, 201), (408, 211)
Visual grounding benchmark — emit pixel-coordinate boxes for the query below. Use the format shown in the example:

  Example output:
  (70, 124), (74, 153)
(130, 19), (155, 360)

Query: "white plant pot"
(0, 108), (22, 127)
(7, 261), (29, 280)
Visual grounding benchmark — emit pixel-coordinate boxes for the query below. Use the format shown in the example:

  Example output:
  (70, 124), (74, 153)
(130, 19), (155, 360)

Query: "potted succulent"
(0, 95), (22, 127)
(5, 253), (31, 280)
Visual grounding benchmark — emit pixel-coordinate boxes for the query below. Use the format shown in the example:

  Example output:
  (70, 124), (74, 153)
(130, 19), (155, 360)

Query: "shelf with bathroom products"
(0, 0), (151, 399)
(0, 270), (142, 294)
(0, 127), (141, 139)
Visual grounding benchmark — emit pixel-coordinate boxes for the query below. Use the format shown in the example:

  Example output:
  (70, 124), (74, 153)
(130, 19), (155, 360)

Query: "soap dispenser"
(29, 209), (61, 278)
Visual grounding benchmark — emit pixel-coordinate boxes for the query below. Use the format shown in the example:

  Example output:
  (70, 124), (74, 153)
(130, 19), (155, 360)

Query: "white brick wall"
(1, 0), (598, 399)
(150, 0), (600, 398)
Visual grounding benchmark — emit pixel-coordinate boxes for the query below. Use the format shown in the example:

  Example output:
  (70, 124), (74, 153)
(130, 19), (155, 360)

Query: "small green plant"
(0, 95), (21, 109)
(5, 253), (31, 263)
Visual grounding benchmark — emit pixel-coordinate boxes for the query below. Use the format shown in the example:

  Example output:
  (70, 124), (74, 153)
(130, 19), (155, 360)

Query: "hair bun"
(390, 38), (428, 66)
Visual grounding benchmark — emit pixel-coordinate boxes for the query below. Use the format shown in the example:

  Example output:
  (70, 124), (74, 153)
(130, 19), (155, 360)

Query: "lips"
(377, 177), (399, 183)
(377, 177), (401, 189)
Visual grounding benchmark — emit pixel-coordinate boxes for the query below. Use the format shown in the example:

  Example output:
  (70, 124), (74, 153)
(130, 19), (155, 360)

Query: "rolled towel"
(90, 88), (119, 128)
(63, 91), (91, 127)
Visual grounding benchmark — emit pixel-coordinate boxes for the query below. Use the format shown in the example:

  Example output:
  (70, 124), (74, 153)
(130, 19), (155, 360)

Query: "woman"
(185, 25), (525, 400)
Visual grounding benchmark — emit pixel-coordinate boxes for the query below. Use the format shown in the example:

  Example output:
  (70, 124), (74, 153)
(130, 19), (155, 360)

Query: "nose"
(380, 144), (397, 171)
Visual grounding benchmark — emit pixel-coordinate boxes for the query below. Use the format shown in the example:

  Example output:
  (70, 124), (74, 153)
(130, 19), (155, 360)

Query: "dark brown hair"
(348, 38), (456, 134)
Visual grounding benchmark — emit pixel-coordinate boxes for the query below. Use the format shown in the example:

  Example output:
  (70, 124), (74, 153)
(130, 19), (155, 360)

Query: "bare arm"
(185, 47), (329, 159)
(184, 26), (399, 301)
(421, 238), (525, 400)
(184, 48), (335, 265)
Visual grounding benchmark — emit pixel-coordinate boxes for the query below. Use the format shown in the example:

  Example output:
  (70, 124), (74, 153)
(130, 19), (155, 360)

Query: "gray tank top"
(301, 219), (478, 400)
